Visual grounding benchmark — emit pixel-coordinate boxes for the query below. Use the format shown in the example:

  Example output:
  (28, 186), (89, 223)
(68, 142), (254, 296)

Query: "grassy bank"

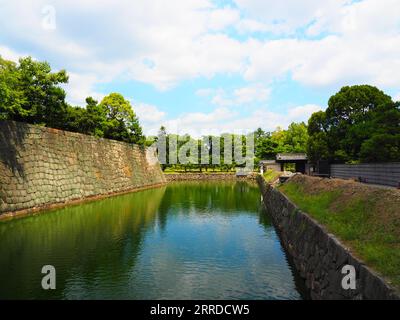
(278, 175), (400, 289)
(263, 170), (282, 183)
(163, 171), (236, 175)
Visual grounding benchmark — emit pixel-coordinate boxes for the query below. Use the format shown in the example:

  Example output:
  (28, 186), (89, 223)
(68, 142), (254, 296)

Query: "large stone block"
(257, 177), (399, 300)
(0, 121), (166, 215)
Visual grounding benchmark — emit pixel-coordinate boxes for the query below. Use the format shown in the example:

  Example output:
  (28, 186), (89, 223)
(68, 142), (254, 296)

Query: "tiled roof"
(276, 153), (307, 161)
(259, 160), (277, 164)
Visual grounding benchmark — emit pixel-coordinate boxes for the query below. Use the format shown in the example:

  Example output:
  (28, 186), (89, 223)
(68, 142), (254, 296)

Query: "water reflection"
(0, 181), (305, 300)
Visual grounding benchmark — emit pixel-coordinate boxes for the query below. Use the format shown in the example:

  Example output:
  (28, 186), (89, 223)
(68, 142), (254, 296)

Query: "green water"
(0, 181), (306, 300)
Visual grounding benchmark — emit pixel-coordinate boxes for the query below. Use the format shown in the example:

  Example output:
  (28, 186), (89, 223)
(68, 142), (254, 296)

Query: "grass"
(163, 167), (236, 174)
(163, 170), (236, 174)
(263, 170), (282, 183)
(279, 178), (400, 289)
(163, 167), (259, 174)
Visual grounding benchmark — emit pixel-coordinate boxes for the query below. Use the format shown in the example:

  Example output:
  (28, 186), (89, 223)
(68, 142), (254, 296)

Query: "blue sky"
(1, 0), (399, 136)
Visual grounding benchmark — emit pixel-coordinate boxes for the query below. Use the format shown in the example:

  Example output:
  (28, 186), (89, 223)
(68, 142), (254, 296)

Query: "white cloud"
(1, 0), (400, 94)
(324, 0), (400, 36)
(245, 33), (400, 89)
(0, 46), (30, 62)
(1, 0), (400, 137)
(0, 0), (248, 91)
(211, 92), (233, 107)
(243, 0), (400, 89)
(202, 84), (271, 107)
(207, 7), (240, 30)
(126, 33), (246, 90)
(158, 108), (265, 137)
(234, 0), (349, 35)
(156, 107), (238, 137)
(234, 85), (271, 104)
(147, 103), (323, 137)
(64, 73), (104, 106)
(235, 19), (270, 34)
(134, 103), (166, 123)
(287, 104), (323, 121)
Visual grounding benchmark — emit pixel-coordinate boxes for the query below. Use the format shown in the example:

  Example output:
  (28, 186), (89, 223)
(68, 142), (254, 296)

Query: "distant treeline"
(1, 56), (399, 167)
(149, 122), (309, 171)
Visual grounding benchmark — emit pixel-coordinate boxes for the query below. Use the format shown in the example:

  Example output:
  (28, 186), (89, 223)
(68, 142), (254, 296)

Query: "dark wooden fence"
(330, 163), (400, 187)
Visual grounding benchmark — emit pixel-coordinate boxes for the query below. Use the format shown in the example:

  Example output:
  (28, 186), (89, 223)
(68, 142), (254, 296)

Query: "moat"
(0, 181), (306, 300)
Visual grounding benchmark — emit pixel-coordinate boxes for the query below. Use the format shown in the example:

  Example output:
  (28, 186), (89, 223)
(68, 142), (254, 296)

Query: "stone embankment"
(0, 121), (166, 219)
(257, 175), (399, 300)
(165, 173), (257, 181)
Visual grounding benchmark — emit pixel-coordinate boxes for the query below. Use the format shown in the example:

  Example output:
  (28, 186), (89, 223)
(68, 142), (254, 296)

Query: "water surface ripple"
(0, 181), (306, 300)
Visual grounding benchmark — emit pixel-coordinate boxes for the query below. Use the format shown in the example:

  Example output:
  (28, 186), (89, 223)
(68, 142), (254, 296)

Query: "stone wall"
(165, 173), (257, 182)
(257, 175), (399, 300)
(0, 121), (166, 216)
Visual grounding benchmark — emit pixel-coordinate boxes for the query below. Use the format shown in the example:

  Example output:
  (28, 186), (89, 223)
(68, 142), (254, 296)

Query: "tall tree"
(307, 111), (330, 163)
(99, 93), (144, 145)
(0, 56), (68, 127)
(63, 97), (106, 137)
(0, 57), (21, 120)
(307, 85), (400, 163)
(284, 122), (308, 153)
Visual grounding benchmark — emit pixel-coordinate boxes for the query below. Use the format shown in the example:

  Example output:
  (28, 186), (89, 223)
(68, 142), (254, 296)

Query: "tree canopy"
(307, 85), (400, 163)
(1, 57), (399, 165)
(0, 56), (68, 128)
(0, 56), (145, 146)
(254, 122), (309, 161)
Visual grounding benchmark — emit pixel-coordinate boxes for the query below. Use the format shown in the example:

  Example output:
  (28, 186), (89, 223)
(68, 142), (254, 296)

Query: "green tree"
(308, 85), (400, 163)
(307, 111), (327, 136)
(0, 57), (21, 120)
(63, 97), (107, 137)
(254, 129), (275, 159)
(326, 85), (393, 161)
(307, 131), (329, 163)
(254, 123), (309, 161)
(307, 111), (329, 163)
(0, 56), (68, 127)
(0, 56), (148, 146)
(360, 134), (400, 162)
(284, 122), (308, 153)
(99, 93), (145, 145)
(63, 105), (88, 133)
